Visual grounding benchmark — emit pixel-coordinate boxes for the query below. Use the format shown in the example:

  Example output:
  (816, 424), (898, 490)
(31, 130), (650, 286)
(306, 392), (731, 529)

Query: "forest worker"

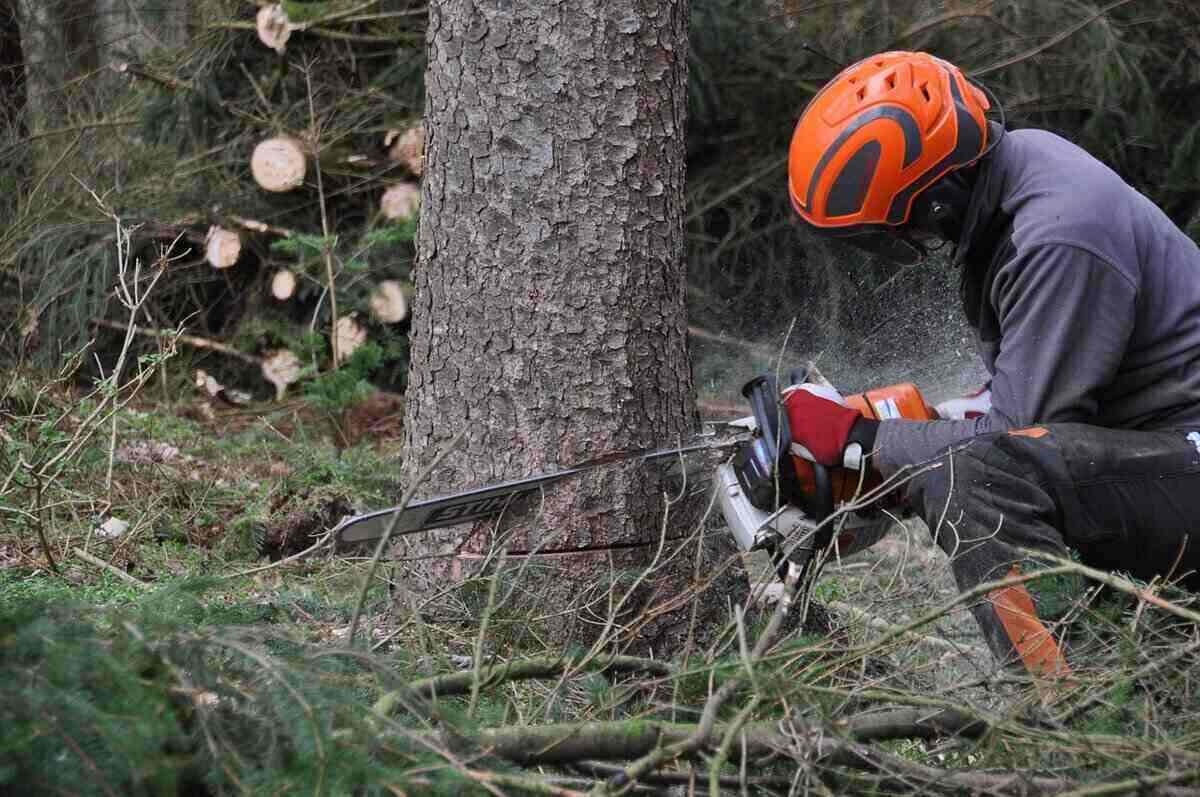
(783, 50), (1200, 677)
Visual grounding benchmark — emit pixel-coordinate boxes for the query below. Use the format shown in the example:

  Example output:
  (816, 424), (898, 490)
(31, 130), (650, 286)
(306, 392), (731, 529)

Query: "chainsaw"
(331, 369), (936, 578)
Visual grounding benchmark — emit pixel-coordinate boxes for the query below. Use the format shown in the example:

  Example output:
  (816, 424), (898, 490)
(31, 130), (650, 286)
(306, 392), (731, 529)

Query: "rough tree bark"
(402, 0), (748, 648)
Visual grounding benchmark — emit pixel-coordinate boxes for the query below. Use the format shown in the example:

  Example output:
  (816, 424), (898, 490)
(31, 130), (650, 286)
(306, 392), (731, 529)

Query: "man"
(783, 50), (1200, 677)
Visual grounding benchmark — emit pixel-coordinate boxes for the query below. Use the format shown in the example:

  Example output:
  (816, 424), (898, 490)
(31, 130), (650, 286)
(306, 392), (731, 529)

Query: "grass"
(3, 364), (1200, 795)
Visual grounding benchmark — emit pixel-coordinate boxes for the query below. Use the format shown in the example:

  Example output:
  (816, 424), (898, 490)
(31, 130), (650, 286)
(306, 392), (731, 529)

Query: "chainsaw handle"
(741, 374), (789, 464)
(738, 367), (835, 522)
(740, 366), (809, 463)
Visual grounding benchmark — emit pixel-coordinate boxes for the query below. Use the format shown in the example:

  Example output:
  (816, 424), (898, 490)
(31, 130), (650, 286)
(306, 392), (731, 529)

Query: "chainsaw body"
(714, 372), (934, 576)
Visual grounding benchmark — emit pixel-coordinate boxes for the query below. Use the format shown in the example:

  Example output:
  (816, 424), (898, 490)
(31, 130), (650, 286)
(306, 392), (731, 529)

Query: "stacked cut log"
(380, 182), (420, 220)
(205, 226), (241, 269)
(271, 269), (297, 300)
(256, 4), (294, 54)
(334, 315), (367, 365)
(385, 124), (425, 176)
(251, 136), (307, 193)
(261, 350), (302, 400)
(370, 280), (408, 324)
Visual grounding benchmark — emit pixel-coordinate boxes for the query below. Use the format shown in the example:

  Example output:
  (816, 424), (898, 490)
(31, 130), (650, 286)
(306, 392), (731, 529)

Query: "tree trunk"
(0, 0), (28, 205)
(16, 1), (100, 127)
(402, 0), (746, 649)
(95, 0), (189, 58)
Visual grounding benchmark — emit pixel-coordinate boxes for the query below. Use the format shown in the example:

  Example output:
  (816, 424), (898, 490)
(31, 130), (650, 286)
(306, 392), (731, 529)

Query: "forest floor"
(4, 370), (1199, 793)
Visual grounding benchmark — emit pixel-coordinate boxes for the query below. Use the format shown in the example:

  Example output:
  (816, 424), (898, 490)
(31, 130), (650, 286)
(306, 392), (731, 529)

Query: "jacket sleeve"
(876, 244), (1137, 472)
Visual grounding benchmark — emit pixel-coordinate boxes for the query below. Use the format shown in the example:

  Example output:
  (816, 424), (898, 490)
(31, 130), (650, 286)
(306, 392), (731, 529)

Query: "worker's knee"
(907, 431), (1066, 557)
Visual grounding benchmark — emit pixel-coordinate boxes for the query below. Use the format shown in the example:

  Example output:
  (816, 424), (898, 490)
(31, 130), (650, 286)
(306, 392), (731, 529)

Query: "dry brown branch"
(302, 61), (341, 368)
(91, 319), (261, 366)
(228, 215), (298, 239)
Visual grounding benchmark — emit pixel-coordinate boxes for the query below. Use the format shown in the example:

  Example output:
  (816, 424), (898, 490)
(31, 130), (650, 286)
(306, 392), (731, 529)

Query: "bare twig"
(72, 548), (150, 590)
(303, 59), (341, 367)
(1021, 548), (1200, 625)
(345, 429), (467, 645)
(386, 653), (672, 706)
(972, 0), (1138, 77)
(90, 320), (260, 365)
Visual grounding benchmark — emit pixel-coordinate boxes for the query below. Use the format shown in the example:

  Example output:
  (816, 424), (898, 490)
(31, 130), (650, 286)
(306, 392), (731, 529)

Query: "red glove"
(782, 383), (863, 467)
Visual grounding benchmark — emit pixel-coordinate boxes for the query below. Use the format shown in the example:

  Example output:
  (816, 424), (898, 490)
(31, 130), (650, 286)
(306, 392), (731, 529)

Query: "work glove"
(934, 383), (992, 420)
(782, 383), (879, 469)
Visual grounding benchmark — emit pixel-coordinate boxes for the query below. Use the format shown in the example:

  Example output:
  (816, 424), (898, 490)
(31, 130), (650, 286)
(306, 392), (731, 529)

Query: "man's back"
(979, 128), (1200, 431)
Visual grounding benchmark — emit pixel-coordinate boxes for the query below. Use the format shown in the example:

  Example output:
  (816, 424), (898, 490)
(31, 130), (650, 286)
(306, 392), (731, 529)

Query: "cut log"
(256, 4), (293, 54)
(251, 136), (307, 193)
(369, 280), (408, 324)
(334, 315), (367, 365)
(262, 349), (302, 401)
(194, 369), (249, 406)
(380, 182), (420, 220)
(384, 124), (425, 176)
(205, 226), (241, 269)
(271, 269), (297, 300)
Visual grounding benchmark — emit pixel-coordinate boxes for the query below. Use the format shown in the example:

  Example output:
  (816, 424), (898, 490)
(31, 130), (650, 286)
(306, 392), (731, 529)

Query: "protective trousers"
(904, 423), (1200, 676)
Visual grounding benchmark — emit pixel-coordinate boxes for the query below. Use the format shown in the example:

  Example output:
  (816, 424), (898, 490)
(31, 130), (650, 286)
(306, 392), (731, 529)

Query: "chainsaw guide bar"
(331, 433), (746, 545)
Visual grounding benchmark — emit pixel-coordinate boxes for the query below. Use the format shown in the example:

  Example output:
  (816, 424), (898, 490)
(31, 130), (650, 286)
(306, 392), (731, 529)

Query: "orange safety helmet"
(788, 52), (992, 263)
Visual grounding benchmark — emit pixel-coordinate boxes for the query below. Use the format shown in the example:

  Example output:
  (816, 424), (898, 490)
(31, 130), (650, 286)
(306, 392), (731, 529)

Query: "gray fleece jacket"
(877, 128), (1200, 471)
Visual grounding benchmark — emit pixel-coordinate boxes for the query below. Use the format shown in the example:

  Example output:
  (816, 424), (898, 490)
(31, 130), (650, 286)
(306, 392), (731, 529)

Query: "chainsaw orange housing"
(791, 382), (935, 505)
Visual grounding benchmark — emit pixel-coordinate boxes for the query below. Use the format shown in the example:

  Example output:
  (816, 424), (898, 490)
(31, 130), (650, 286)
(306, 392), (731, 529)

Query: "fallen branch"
(391, 653), (673, 706)
(446, 716), (1200, 796)
(228, 214), (297, 238)
(72, 548), (151, 590)
(838, 706), (986, 742)
(569, 761), (793, 793)
(91, 319), (261, 366)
